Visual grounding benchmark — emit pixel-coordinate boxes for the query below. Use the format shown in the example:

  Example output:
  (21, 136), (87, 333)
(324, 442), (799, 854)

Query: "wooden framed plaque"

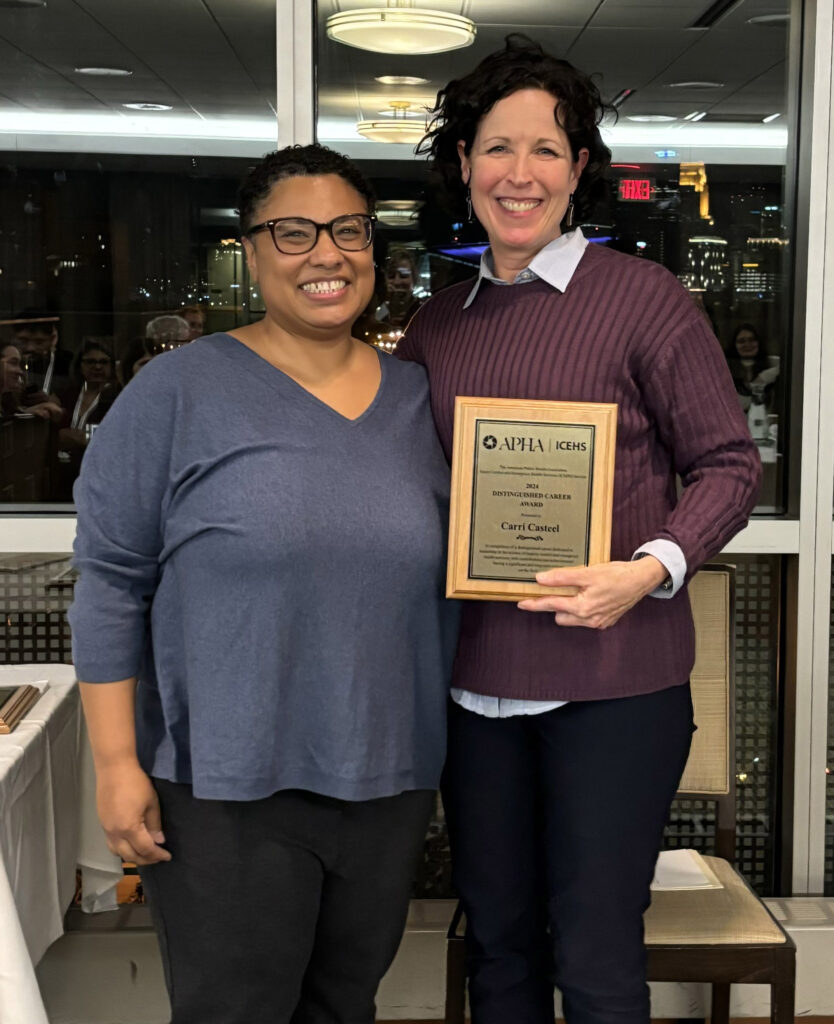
(447, 397), (617, 601)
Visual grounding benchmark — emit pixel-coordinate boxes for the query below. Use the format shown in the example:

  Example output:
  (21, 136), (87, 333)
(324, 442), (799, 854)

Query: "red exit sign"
(618, 178), (653, 202)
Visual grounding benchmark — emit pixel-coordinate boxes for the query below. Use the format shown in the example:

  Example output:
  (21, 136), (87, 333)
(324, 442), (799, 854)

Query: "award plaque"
(447, 397), (617, 601)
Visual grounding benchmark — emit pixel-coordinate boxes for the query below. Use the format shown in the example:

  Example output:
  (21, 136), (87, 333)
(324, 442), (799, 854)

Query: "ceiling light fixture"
(123, 102), (173, 111)
(375, 75), (429, 86)
(610, 88), (636, 108)
(357, 101), (427, 143)
(75, 67), (133, 76)
(666, 81), (724, 89)
(0, 0), (46, 7)
(763, 112), (782, 123)
(327, 2), (476, 55)
(747, 14), (789, 26)
(626, 115), (677, 123)
(684, 111), (708, 121)
(375, 200), (424, 226)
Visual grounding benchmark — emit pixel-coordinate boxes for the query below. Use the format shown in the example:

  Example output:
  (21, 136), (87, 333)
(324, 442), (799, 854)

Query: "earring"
(565, 193), (575, 230)
(466, 188), (473, 223)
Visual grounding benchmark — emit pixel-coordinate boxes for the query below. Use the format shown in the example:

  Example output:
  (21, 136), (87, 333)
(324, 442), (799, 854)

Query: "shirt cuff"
(632, 540), (687, 599)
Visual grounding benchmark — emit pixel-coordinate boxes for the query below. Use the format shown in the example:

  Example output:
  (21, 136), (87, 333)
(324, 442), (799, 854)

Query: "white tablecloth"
(0, 664), (123, 1024)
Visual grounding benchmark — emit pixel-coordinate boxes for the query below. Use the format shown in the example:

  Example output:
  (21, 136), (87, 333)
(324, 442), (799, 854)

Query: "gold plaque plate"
(447, 397), (617, 601)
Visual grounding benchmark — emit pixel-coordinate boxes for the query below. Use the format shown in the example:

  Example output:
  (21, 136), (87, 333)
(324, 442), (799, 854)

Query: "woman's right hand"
(95, 760), (172, 865)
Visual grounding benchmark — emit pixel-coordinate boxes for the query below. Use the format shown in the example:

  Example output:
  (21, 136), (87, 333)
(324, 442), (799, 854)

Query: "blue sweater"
(69, 334), (458, 801)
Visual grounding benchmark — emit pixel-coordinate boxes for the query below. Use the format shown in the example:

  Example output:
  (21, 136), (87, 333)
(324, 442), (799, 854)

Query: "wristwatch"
(634, 551), (673, 592)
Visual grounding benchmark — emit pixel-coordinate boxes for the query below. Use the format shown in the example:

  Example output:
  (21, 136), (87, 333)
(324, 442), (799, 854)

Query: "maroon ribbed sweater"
(398, 242), (761, 700)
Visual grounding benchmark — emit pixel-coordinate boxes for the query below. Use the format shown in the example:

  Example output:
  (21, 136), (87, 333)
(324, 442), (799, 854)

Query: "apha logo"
(483, 435), (544, 453)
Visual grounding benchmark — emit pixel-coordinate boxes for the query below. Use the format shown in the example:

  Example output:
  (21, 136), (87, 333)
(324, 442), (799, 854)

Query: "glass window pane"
(0, 0), (276, 506)
(317, 0), (796, 513)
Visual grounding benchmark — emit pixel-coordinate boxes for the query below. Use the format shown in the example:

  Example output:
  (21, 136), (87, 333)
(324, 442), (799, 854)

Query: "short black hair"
(238, 144), (376, 236)
(418, 34), (612, 225)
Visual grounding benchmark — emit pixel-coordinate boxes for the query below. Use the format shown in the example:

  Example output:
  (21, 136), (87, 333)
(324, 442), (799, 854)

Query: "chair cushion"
(645, 856), (788, 946)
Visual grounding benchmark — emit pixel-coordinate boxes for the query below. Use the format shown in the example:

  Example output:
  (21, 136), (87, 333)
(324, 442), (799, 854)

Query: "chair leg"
(710, 982), (730, 1024)
(771, 982), (794, 1024)
(445, 936), (466, 1024)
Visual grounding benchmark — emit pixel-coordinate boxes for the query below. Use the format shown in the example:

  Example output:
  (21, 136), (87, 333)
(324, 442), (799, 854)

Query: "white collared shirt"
(451, 229), (686, 719)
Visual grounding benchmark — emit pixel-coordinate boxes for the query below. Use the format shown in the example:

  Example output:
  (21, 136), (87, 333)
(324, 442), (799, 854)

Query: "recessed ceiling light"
(123, 102), (172, 111)
(747, 14), (789, 25)
(327, 8), (476, 55)
(0, 0), (46, 7)
(763, 113), (782, 123)
(627, 115), (677, 122)
(75, 67), (133, 77)
(375, 75), (429, 86)
(683, 111), (708, 121)
(665, 81), (724, 89)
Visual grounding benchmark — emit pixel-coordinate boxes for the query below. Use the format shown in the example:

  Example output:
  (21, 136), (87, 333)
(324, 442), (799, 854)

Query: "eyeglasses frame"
(246, 213), (377, 255)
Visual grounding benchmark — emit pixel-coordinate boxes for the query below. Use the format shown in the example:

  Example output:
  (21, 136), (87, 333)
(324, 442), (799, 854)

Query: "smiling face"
(0, 344), (24, 394)
(459, 88), (589, 280)
(242, 174), (375, 342)
(734, 328), (759, 359)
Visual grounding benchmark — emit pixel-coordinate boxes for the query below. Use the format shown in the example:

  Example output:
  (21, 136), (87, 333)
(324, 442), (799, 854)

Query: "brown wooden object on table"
(444, 566), (795, 1024)
(0, 684), (41, 733)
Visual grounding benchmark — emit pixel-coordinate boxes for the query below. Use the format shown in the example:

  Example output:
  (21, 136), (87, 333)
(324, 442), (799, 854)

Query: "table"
(0, 664), (123, 1024)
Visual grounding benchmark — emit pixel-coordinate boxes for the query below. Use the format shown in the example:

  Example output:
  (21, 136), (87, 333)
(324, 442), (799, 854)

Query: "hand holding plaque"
(447, 397), (617, 601)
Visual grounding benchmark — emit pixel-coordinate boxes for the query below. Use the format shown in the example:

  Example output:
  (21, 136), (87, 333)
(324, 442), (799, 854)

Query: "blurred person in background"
(726, 322), (779, 413)
(12, 309), (72, 397)
(145, 314), (191, 353)
(53, 339), (120, 498)
(0, 342), (62, 420)
(178, 304), (206, 341)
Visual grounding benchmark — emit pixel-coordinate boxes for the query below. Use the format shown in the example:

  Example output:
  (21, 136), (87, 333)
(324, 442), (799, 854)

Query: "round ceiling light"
(376, 200), (424, 226)
(75, 66), (133, 76)
(327, 7), (476, 55)
(357, 101), (426, 143)
(123, 102), (173, 111)
(375, 75), (429, 86)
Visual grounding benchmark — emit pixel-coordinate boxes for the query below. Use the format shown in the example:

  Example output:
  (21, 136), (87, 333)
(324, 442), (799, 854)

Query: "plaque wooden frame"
(447, 396), (617, 601)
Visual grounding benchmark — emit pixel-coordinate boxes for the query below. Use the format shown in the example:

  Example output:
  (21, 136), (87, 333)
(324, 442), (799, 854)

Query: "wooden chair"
(444, 565), (795, 1024)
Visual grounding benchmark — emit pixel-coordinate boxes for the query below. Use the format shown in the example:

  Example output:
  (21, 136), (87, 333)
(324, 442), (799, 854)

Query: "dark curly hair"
(238, 144), (376, 235)
(418, 34), (613, 226)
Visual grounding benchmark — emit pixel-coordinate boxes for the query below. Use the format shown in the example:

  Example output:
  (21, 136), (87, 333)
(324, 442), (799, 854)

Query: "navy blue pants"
(442, 683), (694, 1024)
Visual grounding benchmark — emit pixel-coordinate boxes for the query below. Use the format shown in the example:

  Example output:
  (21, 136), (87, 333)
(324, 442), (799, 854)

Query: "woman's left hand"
(517, 556), (668, 629)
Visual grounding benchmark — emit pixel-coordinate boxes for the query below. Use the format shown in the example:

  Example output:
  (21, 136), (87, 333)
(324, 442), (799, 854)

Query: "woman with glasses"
(53, 339), (119, 498)
(69, 144), (457, 1024)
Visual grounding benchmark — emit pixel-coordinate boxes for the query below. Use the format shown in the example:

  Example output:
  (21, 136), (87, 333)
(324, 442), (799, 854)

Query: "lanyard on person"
(70, 384), (100, 430)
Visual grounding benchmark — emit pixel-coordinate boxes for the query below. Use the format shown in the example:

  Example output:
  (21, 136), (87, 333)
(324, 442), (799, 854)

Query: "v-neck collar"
(214, 332), (386, 426)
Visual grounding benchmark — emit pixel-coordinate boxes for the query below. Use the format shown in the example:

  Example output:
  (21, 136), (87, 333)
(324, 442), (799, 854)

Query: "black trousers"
(140, 781), (434, 1024)
(442, 683), (695, 1024)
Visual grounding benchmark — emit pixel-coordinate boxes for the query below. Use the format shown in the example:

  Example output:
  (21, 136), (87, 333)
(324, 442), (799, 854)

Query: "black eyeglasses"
(81, 357), (112, 367)
(247, 214), (376, 255)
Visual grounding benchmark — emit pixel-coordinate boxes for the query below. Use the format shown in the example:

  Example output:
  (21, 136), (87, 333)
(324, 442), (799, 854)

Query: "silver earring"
(565, 193), (575, 230)
(466, 188), (473, 223)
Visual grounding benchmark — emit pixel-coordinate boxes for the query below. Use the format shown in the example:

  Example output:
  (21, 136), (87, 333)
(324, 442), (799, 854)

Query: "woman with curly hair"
(399, 35), (761, 1024)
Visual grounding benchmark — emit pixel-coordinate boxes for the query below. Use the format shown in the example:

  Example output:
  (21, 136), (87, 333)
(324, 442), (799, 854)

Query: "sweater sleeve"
(638, 310), (762, 575)
(68, 362), (178, 682)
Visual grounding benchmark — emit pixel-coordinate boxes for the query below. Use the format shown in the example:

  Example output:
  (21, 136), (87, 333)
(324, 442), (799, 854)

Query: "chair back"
(675, 565), (737, 860)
